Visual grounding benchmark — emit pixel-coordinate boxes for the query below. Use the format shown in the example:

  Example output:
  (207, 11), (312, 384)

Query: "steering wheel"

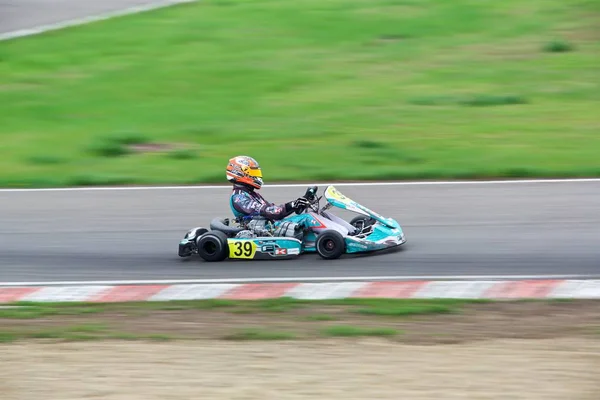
(294, 186), (318, 214)
(304, 185), (318, 202)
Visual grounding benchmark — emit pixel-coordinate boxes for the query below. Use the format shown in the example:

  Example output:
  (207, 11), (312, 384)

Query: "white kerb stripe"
(412, 281), (500, 299)
(1, 178), (599, 193)
(19, 286), (113, 302)
(550, 280), (600, 298)
(285, 282), (368, 300)
(149, 284), (239, 301)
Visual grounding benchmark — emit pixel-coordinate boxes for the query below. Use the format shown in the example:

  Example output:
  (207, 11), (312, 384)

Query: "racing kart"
(178, 185), (406, 261)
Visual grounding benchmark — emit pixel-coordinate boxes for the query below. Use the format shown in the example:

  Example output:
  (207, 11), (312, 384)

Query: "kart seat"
(210, 218), (245, 236)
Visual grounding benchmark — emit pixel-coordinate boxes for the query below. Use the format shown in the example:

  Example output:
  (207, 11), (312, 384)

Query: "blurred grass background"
(0, 0), (598, 187)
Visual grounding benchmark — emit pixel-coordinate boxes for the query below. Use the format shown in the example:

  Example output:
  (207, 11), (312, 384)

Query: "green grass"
(0, 298), (484, 318)
(543, 39), (575, 53)
(0, 304), (105, 319)
(0, 331), (175, 343)
(0, 0), (598, 187)
(0, 323), (175, 343)
(303, 314), (338, 321)
(223, 328), (297, 341)
(321, 325), (400, 337)
(354, 303), (459, 316)
(317, 298), (490, 316)
(86, 132), (150, 157)
(1, 324), (108, 343)
(27, 324), (106, 341)
(343, 298), (486, 316)
(0, 332), (18, 343)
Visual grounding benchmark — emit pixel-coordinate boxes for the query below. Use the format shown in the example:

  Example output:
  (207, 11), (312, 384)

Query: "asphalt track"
(1, 181), (599, 283)
(1, 2), (599, 284)
(0, 0), (181, 36)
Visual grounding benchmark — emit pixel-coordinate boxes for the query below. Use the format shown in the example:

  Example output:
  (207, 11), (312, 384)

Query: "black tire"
(195, 227), (209, 236)
(186, 227), (208, 240)
(196, 230), (229, 262)
(350, 215), (376, 229)
(316, 230), (346, 260)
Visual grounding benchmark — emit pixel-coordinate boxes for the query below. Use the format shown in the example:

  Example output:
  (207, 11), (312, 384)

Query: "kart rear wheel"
(196, 230), (229, 262)
(316, 230), (346, 260)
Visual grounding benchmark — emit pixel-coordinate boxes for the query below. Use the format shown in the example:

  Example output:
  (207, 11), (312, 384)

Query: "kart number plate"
(228, 239), (257, 259)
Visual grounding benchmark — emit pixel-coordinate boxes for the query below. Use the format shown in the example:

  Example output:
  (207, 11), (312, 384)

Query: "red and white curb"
(1, 279), (600, 303)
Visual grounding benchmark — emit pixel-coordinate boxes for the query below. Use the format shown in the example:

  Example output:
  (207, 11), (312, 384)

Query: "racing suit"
(230, 183), (299, 220)
(229, 183), (308, 239)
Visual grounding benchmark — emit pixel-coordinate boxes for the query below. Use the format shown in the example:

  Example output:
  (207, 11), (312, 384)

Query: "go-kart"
(178, 185), (406, 261)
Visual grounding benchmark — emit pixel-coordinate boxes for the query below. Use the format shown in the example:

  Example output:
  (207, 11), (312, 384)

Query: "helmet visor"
(247, 168), (262, 178)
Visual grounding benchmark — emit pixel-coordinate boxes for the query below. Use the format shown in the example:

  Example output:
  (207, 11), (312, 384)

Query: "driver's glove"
(291, 197), (309, 210)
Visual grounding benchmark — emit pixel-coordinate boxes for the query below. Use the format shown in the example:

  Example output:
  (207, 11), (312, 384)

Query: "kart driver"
(226, 155), (310, 222)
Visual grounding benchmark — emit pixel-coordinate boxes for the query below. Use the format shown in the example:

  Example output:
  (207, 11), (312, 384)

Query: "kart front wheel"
(196, 230), (229, 262)
(316, 230), (346, 260)
(350, 216), (376, 229)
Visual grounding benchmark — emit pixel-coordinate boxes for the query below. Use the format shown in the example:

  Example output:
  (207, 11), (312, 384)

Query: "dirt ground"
(1, 301), (599, 400)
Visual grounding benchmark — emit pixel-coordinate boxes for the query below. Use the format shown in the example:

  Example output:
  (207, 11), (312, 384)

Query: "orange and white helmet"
(226, 155), (263, 189)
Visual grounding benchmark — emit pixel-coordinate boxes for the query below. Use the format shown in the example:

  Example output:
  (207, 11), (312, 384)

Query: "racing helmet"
(226, 155), (263, 189)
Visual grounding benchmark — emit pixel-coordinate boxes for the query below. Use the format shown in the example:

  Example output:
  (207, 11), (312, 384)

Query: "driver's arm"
(260, 202), (296, 220)
(261, 196), (310, 220)
(232, 193), (297, 220)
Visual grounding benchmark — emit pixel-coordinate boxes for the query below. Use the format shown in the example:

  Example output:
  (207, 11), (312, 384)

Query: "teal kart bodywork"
(280, 186), (405, 254)
(178, 185), (406, 261)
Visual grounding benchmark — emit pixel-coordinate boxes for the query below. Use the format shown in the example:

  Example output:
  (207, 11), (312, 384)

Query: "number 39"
(233, 241), (253, 257)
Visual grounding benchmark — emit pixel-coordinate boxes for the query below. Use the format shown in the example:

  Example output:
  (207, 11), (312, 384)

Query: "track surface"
(1, 182), (599, 283)
(0, 0), (169, 35)
(1, 2), (599, 283)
